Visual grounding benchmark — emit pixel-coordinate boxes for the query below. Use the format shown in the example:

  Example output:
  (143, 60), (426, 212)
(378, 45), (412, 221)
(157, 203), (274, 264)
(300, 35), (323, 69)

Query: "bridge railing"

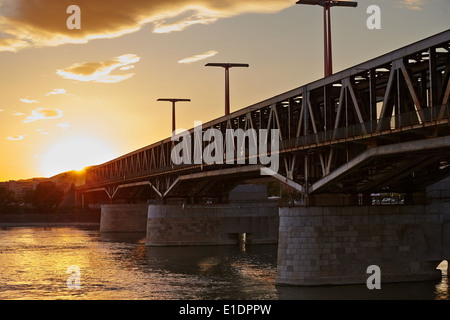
(280, 104), (450, 151)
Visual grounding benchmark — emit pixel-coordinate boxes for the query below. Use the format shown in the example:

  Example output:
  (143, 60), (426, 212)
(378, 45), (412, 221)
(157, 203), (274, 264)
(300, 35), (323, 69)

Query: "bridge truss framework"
(78, 30), (450, 205)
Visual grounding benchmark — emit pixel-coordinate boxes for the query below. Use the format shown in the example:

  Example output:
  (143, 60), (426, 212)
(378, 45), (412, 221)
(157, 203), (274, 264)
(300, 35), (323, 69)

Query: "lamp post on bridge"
(295, 0), (358, 77)
(205, 63), (249, 116)
(157, 98), (191, 134)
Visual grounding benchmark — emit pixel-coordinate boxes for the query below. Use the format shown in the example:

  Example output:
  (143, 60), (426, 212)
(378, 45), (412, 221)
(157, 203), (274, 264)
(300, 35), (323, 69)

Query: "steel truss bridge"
(78, 30), (450, 205)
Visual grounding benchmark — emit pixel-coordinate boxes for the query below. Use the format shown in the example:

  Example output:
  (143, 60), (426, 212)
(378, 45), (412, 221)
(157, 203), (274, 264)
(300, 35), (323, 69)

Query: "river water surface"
(0, 226), (448, 300)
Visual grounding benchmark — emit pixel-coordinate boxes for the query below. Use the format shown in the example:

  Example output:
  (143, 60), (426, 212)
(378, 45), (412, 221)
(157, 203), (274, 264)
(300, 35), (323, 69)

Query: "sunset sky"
(0, 0), (449, 181)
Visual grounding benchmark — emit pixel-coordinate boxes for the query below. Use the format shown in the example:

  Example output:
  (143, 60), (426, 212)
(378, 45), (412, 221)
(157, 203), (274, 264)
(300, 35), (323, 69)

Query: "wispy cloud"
(120, 65), (135, 71)
(56, 54), (140, 83)
(23, 108), (63, 123)
(152, 7), (219, 33)
(20, 98), (38, 104)
(13, 112), (24, 116)
(178, 50), (218, 64)
(45, 88), (67, 96)
(396, 0), (427, 10)
(57, 122), (71, 129)
(0, 0), (293, 52)
(7, 135), (26, 141)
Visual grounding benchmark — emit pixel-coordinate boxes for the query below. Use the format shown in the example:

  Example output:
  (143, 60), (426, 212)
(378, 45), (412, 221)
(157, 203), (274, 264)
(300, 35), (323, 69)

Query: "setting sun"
(40, 136), (116, 177)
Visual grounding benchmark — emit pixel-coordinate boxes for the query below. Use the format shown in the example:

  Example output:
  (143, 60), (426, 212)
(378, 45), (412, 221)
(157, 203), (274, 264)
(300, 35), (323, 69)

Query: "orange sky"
(0, 0), (449, 181)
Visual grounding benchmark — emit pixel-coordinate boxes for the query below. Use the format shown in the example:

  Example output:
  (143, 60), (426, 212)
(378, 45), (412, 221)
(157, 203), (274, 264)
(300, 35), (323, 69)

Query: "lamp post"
(205, 63), (249, 116)
(157, 98), (191, 133)
(296, 0), (357, 77)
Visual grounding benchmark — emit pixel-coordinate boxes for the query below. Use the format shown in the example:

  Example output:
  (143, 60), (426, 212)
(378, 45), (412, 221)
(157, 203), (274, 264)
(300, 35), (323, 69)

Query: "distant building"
(0, 170), (86, 203)
(0, 178), (44, 200)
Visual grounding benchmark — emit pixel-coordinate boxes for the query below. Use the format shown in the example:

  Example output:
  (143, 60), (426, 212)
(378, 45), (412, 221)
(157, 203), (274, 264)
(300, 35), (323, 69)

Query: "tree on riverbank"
(0, 187), (16, 208)
(28, 181), (64, 210)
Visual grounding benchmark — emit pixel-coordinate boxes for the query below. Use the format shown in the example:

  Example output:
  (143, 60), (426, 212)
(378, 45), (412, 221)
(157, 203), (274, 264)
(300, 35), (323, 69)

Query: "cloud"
(20, 98), (38, 104)
(395, 0), (427, 10)
(120, 65), (135, 71)
(23, 108), (63, 123)
(151, 7), (219, 33)
(56, 54), (140, 83)
(37, 128), (49, 135)
(0, 0), (293, 52)
(57, 122), (70, 129)
(45, 88), (67, 96)
(7, 135), (26, 141)
(13, 112), (24, 116)
(178, 50), (218, 64)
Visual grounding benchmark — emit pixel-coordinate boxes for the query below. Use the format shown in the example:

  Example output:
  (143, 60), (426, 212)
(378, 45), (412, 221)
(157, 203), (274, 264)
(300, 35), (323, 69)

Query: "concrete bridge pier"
(145, 185), (279, 246)
(276, 184), (450, 286)
(145, 201), (279, 246)
(100, 204), (148, 233)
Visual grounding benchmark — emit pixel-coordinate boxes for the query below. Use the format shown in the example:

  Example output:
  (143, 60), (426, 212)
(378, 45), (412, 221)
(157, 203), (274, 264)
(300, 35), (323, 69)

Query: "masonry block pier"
(276, 185), (450, 286)
(146, 185), (278, 246)
(145, 202), (278, 246)
(100, 204), (148, 233)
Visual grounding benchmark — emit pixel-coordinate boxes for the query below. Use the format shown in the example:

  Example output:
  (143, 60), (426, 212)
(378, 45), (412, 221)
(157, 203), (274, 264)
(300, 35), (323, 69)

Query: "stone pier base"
(276, 205), (447, 286)
(146, 202), (278, 246)
(100, 204), (148, 232)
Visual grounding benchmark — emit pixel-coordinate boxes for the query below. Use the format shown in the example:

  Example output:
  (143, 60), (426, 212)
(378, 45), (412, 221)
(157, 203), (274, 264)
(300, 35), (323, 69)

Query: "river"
(0, 226), (447, 300)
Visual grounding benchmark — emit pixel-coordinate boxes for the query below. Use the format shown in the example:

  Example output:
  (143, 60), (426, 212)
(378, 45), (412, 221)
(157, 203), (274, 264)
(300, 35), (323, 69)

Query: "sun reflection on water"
(0, 227), (448, 300)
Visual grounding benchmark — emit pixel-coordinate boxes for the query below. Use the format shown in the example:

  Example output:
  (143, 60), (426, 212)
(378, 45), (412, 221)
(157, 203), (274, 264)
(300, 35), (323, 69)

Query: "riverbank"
(0, 207), (100, 228)
(0, 222), (100, 228)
